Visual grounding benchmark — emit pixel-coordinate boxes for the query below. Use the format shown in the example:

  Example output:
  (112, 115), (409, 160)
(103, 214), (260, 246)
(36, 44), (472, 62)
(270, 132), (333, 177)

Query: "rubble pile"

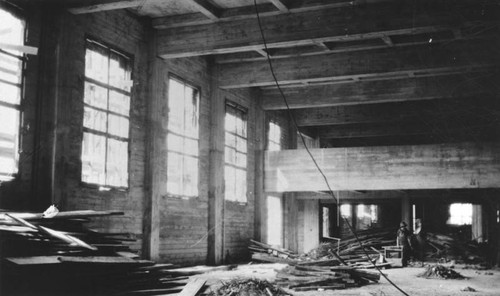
(418, 264), (465, 279)
(207, 279), (290, 296)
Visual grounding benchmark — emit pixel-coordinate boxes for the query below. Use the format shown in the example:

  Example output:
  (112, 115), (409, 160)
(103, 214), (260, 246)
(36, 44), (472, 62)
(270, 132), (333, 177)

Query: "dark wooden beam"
(264, 142), (500, 192)
(152, 0), (390, 29)
(292, 98), (499, 126)
(217, 41), (498, 88)
(157, 1), (498, 58)
(68, 0), (149, 14)
(261, 73), (500, 110)
(311, 121), (500, 139)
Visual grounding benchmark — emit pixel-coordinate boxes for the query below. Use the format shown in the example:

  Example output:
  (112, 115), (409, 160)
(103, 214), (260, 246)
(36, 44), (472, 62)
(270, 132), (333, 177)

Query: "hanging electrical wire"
(252, 1), (410, 295)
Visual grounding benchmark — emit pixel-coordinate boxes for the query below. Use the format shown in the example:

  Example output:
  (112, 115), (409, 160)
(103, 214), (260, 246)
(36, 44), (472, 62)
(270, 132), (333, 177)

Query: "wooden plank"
(269, 0), (289, 12)
(68, 0), (150, 14)
(264, 142), (500, 192)
(6, 256), (62, 265)
(188, 0), (220, 20)
(178, 278), (206, 296)
(157, 2), (498, 58)
(0, 210), (124, 221)
(217, 41), (498, 88)
(261, 74), (500, 110)
(58, 256), (153, 265)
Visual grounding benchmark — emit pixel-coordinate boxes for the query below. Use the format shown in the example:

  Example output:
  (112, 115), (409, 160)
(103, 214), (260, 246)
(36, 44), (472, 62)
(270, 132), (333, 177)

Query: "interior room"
(0, 0), (499, 295)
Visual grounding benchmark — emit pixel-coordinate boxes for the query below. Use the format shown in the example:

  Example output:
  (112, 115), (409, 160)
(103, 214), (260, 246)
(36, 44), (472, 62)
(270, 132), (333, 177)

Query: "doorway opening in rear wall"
(266, 195), (283, 247)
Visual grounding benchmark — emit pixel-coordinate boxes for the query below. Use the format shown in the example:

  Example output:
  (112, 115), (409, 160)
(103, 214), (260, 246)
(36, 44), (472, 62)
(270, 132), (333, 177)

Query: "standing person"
(413, 218), (426, 263)
(397, 221), (412, 267)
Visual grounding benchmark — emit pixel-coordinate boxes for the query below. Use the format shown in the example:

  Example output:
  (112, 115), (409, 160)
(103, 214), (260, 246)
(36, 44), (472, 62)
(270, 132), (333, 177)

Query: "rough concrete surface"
(193, 263), (500, 296)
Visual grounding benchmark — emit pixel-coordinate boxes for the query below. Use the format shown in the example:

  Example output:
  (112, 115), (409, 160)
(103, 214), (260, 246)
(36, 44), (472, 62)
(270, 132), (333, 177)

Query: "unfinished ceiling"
(66, 0), (500, 148)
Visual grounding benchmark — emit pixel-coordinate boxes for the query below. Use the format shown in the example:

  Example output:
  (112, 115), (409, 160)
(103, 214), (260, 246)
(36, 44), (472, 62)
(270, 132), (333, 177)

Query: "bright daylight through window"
(81, 40), (131, 188)
(166, 77), (200, 197)
(225, 102), (247, 202)
(0, 8), (24, 182)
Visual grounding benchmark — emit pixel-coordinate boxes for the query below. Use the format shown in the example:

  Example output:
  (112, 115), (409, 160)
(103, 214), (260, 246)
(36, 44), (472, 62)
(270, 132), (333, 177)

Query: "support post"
(208, 62), (225, 265)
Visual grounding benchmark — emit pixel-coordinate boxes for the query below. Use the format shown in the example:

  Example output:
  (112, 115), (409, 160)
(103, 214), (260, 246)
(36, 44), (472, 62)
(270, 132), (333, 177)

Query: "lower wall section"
(159, 197), (209, 266)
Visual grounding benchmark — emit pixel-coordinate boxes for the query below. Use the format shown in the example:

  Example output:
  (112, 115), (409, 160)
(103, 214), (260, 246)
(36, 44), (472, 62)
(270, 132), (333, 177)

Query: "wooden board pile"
(417, 264), (465, 279)
(0, 210), (203, 296)
(249, 240), (300, 265)
(426, 232), (487, 265)
(275, 264), (380, 291)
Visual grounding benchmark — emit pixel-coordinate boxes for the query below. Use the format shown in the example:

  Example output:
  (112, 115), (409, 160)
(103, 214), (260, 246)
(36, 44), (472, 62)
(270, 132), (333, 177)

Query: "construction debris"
(249, 239), (382, 291)
(426, 232), (488, 265)
(0, 209), (205, 296)
(418, 264), (465, 279)
(207, 279), (290, 296)
(276, 264), (380, 291)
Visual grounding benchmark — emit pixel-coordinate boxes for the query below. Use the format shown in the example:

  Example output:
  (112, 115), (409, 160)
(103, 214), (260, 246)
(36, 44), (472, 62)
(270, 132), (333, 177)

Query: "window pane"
(225, 113), (236, 132)
(168, 79), (185, 134)
(83, 106), (107, 132)
(0, 53), (22, 84)
(84, 82), (108, 109)
(0, 9), (25, 56)
(184, 89), (198, 138)
(225, 131), (236, 148)
(167, 133), (183, 153)
(85, 45), (109, 82)
(225, 146), (236, 164)
(0, 80), (21, 105)
(235, 168), (247, 202)
(109, 91), (130, 116)
(183, 156), (198, 196)
(236, 136), (247, 153)
(235, 152), (246, 168)
(0, 106), (19, 177)
(106, 138), (128, 187)
(81, 132), (106, 185)
(108, 114), (129, 138)
(184, 138), (198, 156)
(167, 152), (182, 195)
(109, 52), (131, 91)
(225, 166), (235, 201)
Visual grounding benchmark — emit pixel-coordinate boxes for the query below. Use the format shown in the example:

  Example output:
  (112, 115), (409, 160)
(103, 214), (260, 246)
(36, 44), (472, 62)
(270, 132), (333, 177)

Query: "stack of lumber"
(426, 232), (487, 264)
(0, 209), (204, 296)
(249, 239), (300, 265)
(275, 263), (380, 291)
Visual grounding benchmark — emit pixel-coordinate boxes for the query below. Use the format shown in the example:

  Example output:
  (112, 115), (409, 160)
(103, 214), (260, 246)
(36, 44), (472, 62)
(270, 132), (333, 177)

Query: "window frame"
(80, 38), (133, 190)
(224, 101), (248, 203)
(166, 74), (201, 198)
(0, 4), (26, 182)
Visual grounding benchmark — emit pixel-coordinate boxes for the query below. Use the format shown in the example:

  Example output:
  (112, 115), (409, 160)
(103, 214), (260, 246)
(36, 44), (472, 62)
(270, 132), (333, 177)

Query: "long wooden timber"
(261, 73), (500, 110)
(292, 97), (499, 127)
(264, 142), (500, 192)
(157, 1), (499, 58)
(217, 41), (498, 88)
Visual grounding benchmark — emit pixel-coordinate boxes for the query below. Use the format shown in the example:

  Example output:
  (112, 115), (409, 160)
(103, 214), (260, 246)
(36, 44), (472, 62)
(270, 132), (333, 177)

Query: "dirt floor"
(192, 263), (500, 296)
